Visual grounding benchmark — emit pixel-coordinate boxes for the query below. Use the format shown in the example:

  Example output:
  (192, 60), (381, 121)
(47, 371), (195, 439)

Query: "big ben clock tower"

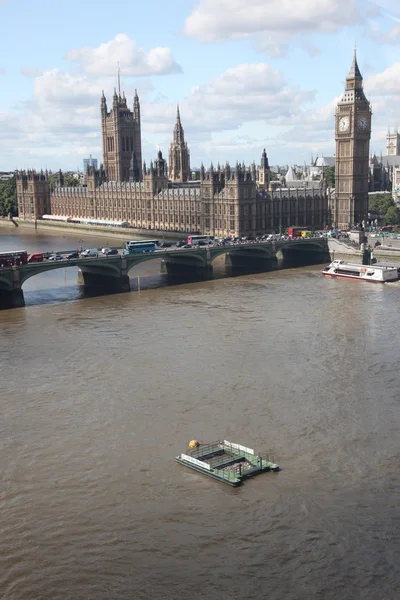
(334, 49), (371, 230)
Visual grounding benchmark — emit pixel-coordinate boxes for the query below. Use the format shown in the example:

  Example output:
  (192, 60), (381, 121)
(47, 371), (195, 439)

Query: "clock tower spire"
(334, 49), (371, 230)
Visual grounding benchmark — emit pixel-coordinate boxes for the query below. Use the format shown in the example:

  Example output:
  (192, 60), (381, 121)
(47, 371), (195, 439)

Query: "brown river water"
(0, 228), (399, 599)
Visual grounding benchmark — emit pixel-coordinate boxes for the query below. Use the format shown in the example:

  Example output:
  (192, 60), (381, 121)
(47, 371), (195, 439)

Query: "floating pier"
(175, 440), (279, 487)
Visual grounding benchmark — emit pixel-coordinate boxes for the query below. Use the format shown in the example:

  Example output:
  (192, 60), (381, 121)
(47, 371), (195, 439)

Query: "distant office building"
(386, 129), (400, 156)
(83, 157), (98, 171)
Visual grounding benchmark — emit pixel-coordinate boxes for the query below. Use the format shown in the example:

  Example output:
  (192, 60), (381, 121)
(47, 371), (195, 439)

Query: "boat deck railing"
(188, 441), (276, 479)
(188, 441), (225, 461)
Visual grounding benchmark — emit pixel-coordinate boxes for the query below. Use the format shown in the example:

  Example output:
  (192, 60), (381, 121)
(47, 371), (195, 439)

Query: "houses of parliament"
(16, 51), (371, 235)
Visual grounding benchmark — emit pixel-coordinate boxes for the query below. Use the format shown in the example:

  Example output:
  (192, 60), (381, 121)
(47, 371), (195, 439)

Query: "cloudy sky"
(1, 0), (400, 171)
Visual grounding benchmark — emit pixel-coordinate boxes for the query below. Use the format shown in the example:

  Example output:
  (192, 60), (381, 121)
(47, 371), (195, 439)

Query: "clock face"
(339, 116), (350, 132)
(357, 116), (368, 130)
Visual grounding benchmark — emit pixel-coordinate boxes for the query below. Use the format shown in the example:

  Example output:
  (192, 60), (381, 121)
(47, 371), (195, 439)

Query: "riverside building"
(17, 65), (370, 236)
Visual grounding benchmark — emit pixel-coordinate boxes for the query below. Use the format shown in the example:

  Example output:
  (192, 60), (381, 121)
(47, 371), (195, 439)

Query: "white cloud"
(0, 111), (22, 138)
(99, 62), (315, 140)
(140, 63), (318, 165)
(188, 63), (314, 124)
(65, 33), (182, 77)
(366, 62), (400, 95)
(33, 70), (99, 107)
(184, 0), (365, 54)
(370, 22), (400, 43)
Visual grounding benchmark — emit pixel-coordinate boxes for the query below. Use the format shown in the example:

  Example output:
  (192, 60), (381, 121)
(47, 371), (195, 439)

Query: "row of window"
(52, 204), (203, 217)
(49, 201), (324, 219)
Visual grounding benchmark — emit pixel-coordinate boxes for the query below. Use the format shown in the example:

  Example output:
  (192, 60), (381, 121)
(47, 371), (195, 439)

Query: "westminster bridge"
(0, 238), (330, 309)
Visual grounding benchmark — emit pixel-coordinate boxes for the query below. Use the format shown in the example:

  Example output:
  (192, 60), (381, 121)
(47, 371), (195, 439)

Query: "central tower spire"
(169, 106), (190, 182)
(173, 105), (185, 144)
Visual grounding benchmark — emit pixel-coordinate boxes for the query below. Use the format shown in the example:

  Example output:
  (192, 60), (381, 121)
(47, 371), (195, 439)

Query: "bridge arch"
(209, 244), (275, 262)
(125, 249), (208, 275)
(17, 260), (123, 288)
(210, 243), (277, 274)
(276, 239), (330, 268)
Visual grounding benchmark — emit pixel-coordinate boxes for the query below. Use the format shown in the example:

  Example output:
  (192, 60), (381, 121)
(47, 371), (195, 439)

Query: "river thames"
(0, 228), (399, 599)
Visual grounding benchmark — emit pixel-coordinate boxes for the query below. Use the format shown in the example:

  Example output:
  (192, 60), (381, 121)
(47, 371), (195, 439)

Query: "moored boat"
(322, 259), (400, 283)
(175, 440), (279, 487)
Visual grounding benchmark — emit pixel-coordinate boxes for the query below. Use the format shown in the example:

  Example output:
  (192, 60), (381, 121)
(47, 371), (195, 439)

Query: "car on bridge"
(64, 252), (79, 260)
(48, 254), (63, 261)
(80, 249), (99, 257)
(28, 253), (44, 263)
(101, 248), (119, 255)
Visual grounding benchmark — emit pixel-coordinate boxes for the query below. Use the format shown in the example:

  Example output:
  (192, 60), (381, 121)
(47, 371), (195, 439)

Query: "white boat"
(322, 259), (400, 283)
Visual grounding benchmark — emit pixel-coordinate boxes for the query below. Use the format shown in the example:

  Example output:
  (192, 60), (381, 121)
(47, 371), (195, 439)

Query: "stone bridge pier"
(79, 257), (131, 295)
(161, 251), (213, 282)
(0, 268), (25, 309)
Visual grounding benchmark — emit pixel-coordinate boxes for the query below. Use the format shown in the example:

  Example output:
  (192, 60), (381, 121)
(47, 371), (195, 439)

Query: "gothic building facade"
(17, 161), (328, 237)
(17, 76), (337, 236)
(334, 49), (372, 229)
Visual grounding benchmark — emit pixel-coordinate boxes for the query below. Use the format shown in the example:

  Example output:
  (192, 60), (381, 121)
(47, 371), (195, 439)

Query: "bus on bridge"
(187, 234), (215, 245)
(125, 241), (157, 254)
(0, 250), (28, 267)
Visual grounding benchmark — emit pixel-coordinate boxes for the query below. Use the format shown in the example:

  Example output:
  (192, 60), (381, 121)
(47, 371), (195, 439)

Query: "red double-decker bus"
(0, 250), (28, 267)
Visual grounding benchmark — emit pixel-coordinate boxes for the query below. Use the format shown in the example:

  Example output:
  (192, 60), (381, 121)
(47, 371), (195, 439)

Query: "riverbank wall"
(0, 218), (18, 229)
(0, 218), (186, 242)
(327, 238), (400, 263)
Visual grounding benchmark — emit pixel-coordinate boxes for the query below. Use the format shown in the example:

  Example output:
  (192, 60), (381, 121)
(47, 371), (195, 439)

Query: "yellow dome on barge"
(188, 440), (199, 449)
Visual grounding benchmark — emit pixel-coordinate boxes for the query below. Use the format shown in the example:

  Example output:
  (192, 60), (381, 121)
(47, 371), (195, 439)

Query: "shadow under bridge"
(274, 239), (330, 268)
(127, 248), (213, 282)
(210, 244), (277, 275)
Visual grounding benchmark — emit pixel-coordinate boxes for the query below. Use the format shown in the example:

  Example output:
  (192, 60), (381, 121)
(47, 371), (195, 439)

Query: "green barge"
(175, 440), (279, 487)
